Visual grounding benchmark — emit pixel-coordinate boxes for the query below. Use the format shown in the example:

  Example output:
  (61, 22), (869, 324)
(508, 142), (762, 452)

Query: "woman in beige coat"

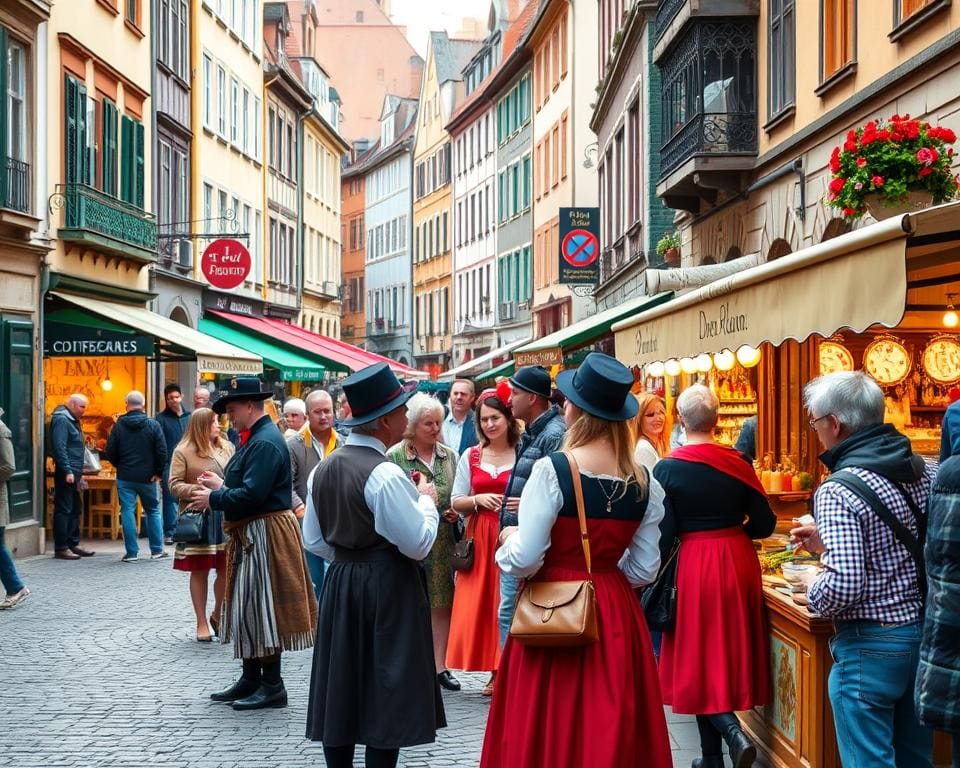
(169, 407), (235, 641)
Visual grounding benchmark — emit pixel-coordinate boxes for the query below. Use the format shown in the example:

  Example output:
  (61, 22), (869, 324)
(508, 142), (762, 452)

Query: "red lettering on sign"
(201, 239), (252, 290)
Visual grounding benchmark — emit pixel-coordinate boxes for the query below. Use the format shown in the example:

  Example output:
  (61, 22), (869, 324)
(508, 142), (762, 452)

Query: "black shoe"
(726, 727), (757, 768)
(692, 758), (725, 768)
(231, 681), (288, 710)
(209, 677), (260, 702)
(70, 546), (96, 557)
(437, 670), (461, 691)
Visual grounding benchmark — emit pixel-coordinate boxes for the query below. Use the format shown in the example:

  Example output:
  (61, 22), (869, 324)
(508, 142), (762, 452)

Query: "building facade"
(340, 169), (366, 346)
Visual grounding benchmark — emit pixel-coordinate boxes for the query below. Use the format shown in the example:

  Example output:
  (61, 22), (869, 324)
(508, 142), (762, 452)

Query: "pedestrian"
(654, 384), (774, 768)
(0, 409), (29, 609)
(303, 363), (444, 768)
(481, 352), (672, 768)
(386, 393), (460, 692)
(49, 394), (92, 560)
(633, 392), (668, 472)
(282, 398), (306, 438)
(288, 389), (343, 600)
(334, 391), (351, 437)
(735, 414), (758, 462)
(915, 456), (960, 768)
(193, 386), (211, 411)
(168, 407), (235, 642)
(790, 371), (935, 768)
(442, 379), (478, 456)
(104, 391), (168, 563)
(498, 366), (566, 647)
(191, 378), (315, 710)
(156, 383), (191, 545)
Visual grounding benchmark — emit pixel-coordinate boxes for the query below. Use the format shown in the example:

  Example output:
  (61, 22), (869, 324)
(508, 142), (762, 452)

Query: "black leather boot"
(209, 676), (260, 702)
(231, 680), (288, 710)
(691, 757), (725, 768)
(725, 726), (757, 768)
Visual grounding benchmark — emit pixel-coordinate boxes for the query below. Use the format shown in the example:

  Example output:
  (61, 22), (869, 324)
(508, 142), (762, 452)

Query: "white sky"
(390, 0), (491, 56)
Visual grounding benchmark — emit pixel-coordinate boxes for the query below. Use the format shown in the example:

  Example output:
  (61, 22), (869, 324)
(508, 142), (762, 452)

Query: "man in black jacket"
(49, 394), (93, 560)
(105, 390), (168, 562)
(156, 383), (190, 543)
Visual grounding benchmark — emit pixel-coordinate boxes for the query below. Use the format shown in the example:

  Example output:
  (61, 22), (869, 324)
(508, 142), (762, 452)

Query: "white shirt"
(302, 433), (439, 562)
(495, 456), (665, 588)
(634, 439), (661, 474)
(441, 411), (469, 455)
(450, 449), (514, 501)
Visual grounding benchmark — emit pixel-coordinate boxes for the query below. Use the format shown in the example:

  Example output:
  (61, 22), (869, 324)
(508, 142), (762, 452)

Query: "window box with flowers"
(656, 231), (681, 266)
(826, 114), (960, 220)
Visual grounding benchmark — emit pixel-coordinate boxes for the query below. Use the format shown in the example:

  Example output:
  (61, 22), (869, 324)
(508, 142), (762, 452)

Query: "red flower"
(891, 131), (904, 142)
(904, 121), (921, 140)
(917, 147), (937, 166)
(829, 177), (846, 193)
(877, 129), (890, 141)
(844, 138), (858, 152)
(942, 127), (957, 143)
(842, 207), (856, 217)
(856, 157), (868, 168)
(846, 129), (858, 142)
(829, 146), (842, 173)
(871, 175), (885, 187)
(861, 131), (878, 146)
(919, 167), (933, 178)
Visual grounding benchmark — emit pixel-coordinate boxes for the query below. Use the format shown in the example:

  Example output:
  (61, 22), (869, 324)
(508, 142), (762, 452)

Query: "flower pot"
(663, 247), (680, 266)
(865, 190), (934, 220)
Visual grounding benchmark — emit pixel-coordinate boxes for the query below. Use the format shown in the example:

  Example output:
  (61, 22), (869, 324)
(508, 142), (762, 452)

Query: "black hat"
(509, 365), (552, 399)
(342, 363), (416, 427)
(555, 352), (638, 422)
(212, 378), (273, 415)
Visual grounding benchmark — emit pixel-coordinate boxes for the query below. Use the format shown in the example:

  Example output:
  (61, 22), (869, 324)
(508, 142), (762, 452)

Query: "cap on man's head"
(509, 366), (552, 400)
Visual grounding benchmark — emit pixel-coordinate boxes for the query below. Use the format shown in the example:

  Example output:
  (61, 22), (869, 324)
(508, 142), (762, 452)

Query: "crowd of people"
(2, 355), (959, 768)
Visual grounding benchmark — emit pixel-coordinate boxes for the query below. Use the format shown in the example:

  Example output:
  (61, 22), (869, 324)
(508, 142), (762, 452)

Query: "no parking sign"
(558, 207), (600, 285)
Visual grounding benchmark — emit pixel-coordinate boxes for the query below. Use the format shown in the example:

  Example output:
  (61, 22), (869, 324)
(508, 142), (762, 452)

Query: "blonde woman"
(633, 393), (668, 472)
(168, 407), (235, 642)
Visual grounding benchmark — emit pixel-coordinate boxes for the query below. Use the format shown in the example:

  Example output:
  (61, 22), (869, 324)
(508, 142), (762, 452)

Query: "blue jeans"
(0, 527), (24, 595)
(305, 550), (326, 602)
(498, 572), (521, 646)
(828, 620), (933, 768)
(161, 465), (178, 538)
(116, 479), (164, 557)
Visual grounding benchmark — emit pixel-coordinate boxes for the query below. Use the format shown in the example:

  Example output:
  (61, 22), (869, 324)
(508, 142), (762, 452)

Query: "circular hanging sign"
(201, 239), (251, 290)
(561, 228), (600, 268)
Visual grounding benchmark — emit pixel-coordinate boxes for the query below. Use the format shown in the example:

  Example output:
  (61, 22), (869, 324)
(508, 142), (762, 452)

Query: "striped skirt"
(221, 510), (318, 659)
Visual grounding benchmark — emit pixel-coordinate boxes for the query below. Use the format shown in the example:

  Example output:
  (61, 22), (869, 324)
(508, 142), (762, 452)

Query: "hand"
(294, 505), (306, 520)
(790, 524), (825, 554)
(150, 474), (162, 484)
(190, 487), (213, 509)
(474, 493), (503, 511)
(417, 478), (438, 503)
(442, 508), (460, 524)
(197, 471), (224, 490)
(498, 526), (518, 546)
(65, 473), (75, 485)
(504, 496), (521, 513)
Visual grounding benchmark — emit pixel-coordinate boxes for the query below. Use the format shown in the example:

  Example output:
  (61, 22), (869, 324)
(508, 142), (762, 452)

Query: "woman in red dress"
(447, 389), (519, 695)
(481, 352), (672, 768)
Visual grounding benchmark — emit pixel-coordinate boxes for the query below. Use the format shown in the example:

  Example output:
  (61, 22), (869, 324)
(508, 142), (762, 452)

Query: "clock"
(922, 336), (960, 385)
(819, 341), (854, 375)
(863, 337), (912, 386)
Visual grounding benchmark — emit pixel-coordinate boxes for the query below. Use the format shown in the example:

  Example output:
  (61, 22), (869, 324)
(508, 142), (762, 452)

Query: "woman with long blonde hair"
(481, 352), (671, 768)
(168, 407), (235, 642)
(633, 393), (668, 471)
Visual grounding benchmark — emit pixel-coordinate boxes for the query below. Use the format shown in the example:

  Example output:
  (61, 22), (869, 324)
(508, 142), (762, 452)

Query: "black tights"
(322, 745), (399, 768)
(241, 654), (282, 684)
(696, 712), (740, 756)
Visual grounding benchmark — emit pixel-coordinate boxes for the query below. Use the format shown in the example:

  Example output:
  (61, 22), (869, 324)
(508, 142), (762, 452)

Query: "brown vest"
(311, 444), (389, 551)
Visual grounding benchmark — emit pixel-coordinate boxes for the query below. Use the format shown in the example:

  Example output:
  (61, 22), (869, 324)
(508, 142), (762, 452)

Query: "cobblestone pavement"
(0, 539), (713, 767)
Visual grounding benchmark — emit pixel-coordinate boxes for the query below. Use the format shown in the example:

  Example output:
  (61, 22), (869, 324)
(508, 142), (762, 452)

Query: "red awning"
(207, 311), (425, 377)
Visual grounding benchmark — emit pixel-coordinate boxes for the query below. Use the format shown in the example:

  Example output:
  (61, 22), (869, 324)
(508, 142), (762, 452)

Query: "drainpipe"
(150, 0), (160, 412)
(297, 108), (307, 320)
(189, 0), (201, 282)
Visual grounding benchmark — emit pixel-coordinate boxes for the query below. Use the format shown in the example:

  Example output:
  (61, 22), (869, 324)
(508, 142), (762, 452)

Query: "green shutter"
(64, 75), (78, 185)
(120, 115), (134, 203)
(134, 120), (145, 208)
(101, 100), (118, 197)
(0, 28), (8, 207)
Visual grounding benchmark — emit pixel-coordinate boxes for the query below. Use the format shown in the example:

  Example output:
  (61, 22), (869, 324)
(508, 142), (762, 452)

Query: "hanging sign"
(201, 239), (251, 290)
(559, 207), (600, 285)
(44, 322), (153, 357)
(514, 347), (563, 368)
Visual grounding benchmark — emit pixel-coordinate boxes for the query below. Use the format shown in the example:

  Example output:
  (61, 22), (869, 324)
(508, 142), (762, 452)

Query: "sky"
(390, 0), (491, 57)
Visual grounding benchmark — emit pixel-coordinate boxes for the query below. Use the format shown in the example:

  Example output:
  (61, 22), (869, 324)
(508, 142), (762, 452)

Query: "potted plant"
(656, 231), (681, 266)
(826, 113), (960, 220)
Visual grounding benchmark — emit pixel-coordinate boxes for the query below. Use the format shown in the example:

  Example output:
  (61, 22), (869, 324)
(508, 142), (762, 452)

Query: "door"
(1, 316), (35, 523)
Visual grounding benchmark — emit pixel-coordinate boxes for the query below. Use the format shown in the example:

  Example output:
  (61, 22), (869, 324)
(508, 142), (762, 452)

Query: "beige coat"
(168, 439), (235, 513)
(0, 417), (14, 528)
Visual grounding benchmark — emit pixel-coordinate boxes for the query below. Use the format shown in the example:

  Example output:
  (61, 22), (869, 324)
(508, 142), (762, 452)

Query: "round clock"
(922, 337), (960, 385)
(863, 337), (912, 386)
(819, 341), (854, 375)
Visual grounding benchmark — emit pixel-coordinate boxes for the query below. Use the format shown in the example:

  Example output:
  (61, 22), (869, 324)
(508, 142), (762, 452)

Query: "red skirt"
(172, 548), (227, 572)
(659, 526), (770, 714)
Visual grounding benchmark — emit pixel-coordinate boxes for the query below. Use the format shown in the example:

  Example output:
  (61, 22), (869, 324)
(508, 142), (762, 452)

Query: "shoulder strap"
(563, 450), (592, 575)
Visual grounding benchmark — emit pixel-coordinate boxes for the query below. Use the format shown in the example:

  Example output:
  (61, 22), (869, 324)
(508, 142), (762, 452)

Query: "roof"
(342, 97), (418, 176)
(432, 31), (483, 84)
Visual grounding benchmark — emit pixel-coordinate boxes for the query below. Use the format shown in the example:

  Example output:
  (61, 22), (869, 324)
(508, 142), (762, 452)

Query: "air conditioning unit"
(178, 239), (193, 267)
(517, 300), (530, 311)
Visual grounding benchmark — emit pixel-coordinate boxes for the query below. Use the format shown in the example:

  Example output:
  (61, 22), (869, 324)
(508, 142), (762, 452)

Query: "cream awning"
(612, 203), (960, 366)
(439, 337), (532, 381)
(52, 292), (263, 374)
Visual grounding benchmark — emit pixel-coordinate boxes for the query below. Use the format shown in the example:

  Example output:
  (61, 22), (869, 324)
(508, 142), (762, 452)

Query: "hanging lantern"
(736, 345), (762, 368)
(647, 361), (666, 378)
(695, 353), (713, 372)
(664, 358), (682, 377)
(679, 357), (697, 374)
(713, 349), (736, 371)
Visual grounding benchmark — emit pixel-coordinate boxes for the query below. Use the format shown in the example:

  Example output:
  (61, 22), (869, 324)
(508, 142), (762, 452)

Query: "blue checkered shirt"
(807, 461), (936, 623)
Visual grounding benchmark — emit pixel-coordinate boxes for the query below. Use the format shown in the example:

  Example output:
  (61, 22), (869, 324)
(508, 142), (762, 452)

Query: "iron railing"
(53, 183), (157, 253)
(3, 157), (30, 214)
(655, 0), (686, 41)
(660, 111), (757, 177)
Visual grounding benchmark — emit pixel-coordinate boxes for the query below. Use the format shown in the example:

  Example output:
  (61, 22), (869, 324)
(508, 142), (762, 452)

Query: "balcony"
(53, 183), (157, 262)
(3, 158), (30, 214)
(367, 318), (396, 336)
(654, 0), (759, 60)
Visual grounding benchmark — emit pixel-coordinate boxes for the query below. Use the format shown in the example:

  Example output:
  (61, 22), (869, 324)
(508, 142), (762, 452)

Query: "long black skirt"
(305, 545), (446, 749)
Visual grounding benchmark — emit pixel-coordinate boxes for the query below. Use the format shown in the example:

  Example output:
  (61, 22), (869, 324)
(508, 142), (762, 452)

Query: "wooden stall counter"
(45, 467), (141, 541)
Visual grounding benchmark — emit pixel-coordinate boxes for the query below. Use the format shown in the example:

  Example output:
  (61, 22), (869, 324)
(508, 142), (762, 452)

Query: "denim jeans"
(160, 465), (178, 538)
(298, 514), (326, 601)
(828, 620), (934, 768)
(116, 479), (164, 557)
(0, 527), (24, 595)
(52, 472), (82, 550)
(498, 572), (521, 646)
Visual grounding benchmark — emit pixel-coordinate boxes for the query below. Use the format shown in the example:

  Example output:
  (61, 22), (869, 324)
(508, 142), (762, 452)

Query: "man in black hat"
(497, 365), (566, 646)
(303, 362), (444, 768)
(189, 378), (317, 711)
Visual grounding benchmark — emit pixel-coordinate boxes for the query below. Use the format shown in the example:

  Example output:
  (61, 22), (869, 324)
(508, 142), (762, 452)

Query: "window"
(159, 0), (188, 80)
(821, 0), (855, 82)
(768, 0), (796, 119)
(230, 78), (240, 144)
(119, 115), (145, 208)
(101, 100), (119, 197)
(6, 38), (27, 164)
(560, 112), (568, 180)
(896, 0), (938, 22)
(242, 87), (250, 153)
(560, 14), (568, 78)
(217, 65), (227, 136)
(253, 97), (261, 160)
(219, 189), (228, 228)
(126, 0), (140, 26)
(202, 55), (212, 128)
(552, 124), (560, 187)
(203, 182), (213, 222)
(627, 100), (641, 226)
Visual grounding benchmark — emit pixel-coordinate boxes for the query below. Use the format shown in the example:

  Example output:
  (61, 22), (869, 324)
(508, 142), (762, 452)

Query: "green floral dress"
(386, 440), (457, 609)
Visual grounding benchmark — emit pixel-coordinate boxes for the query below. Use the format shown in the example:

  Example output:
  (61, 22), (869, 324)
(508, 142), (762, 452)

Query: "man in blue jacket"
(49, 394), (91, 560)
(156, 384), (190, 543)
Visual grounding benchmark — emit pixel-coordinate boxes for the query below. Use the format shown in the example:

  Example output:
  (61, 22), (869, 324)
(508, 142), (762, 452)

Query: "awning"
(612, 203), (960, 366)
(474, 359), (515, 381)
(516, 292), (674, 354)
(199, 318), (326, 381)
(50, 292), (263, 374)
(207, 311), (427, 379)
(438, 337), (532, 381)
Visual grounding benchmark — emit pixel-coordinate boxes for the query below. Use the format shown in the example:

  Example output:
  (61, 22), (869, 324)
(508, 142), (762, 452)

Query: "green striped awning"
(199, 318), (326, 381)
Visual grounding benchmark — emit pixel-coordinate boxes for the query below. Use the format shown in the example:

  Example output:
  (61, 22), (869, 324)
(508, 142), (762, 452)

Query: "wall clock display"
(921, 336), (960, 385)
(819, 340), (854, 375)
(863, 337), (912, 386)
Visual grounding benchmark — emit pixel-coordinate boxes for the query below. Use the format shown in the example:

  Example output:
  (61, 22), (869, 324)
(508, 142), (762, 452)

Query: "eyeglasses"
(808, 413), (833, 429)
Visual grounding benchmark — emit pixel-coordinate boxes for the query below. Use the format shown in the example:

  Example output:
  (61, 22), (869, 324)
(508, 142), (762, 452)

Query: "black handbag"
(172, 509), (208, 544)
(450, 514), (476, 571)
(641, 539), (680, 631)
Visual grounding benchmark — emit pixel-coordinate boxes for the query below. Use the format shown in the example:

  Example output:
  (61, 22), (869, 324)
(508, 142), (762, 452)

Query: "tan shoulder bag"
(508, 451), (598, 647)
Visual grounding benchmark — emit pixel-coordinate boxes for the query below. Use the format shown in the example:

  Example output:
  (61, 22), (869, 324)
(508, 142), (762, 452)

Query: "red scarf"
(670, 442), (767, 497)
(238, 428), (252, 447)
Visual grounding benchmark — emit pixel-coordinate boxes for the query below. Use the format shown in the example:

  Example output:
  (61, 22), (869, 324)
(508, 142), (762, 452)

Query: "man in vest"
(441, 379), (477, 456)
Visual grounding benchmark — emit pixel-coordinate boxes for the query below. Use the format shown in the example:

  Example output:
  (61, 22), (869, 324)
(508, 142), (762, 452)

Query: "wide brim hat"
(342, 362), (416, 427)
(212, 377), (273, 415)
(555, 352), (639, 422)
(509, 365), (552, 399)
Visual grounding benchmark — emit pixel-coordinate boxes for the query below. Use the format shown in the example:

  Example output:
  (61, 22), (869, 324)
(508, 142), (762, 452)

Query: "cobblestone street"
(0, 540), (707, 767)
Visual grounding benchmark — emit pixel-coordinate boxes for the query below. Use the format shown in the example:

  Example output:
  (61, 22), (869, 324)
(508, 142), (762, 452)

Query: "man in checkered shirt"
(791, 371), (935, 768)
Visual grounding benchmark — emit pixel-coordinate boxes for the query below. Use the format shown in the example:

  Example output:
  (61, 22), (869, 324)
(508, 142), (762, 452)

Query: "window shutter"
(0, 28), (8, 206)
(101, 100), (118, 197)
(120, 115), (133, 203)
(134, 120), (145, 208)
(64, 75), (86, 186)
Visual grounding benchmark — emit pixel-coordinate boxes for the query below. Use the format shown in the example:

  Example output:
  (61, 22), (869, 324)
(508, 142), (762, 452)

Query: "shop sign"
(197, 354), (263, 375)
(201, 239), (251, 290)
(44, 322), (153, 357)
(202, 290), (264, 318)
(514, 347), (563, 368)
(559, 207), (600, 285)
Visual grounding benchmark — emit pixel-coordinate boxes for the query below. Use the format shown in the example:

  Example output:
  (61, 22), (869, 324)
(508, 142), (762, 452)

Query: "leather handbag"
(450, 513), (475, 571)
(509, 451), (598, 648)
(172, 509), (208, 544)
(641, 538), (680, 631)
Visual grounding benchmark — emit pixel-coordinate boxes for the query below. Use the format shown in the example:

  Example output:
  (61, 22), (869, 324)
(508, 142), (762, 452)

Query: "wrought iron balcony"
(367, 318), (395, 336)
(661, 112), (757, 176)
(3, 157), (31, 214)
(656, 0), (686, 40)
(52, 183), (157, 262)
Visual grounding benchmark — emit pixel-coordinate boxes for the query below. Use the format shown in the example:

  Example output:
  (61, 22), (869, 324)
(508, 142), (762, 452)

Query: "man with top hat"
(303, 362), (445, 768)
(188, 377), (317, 711)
